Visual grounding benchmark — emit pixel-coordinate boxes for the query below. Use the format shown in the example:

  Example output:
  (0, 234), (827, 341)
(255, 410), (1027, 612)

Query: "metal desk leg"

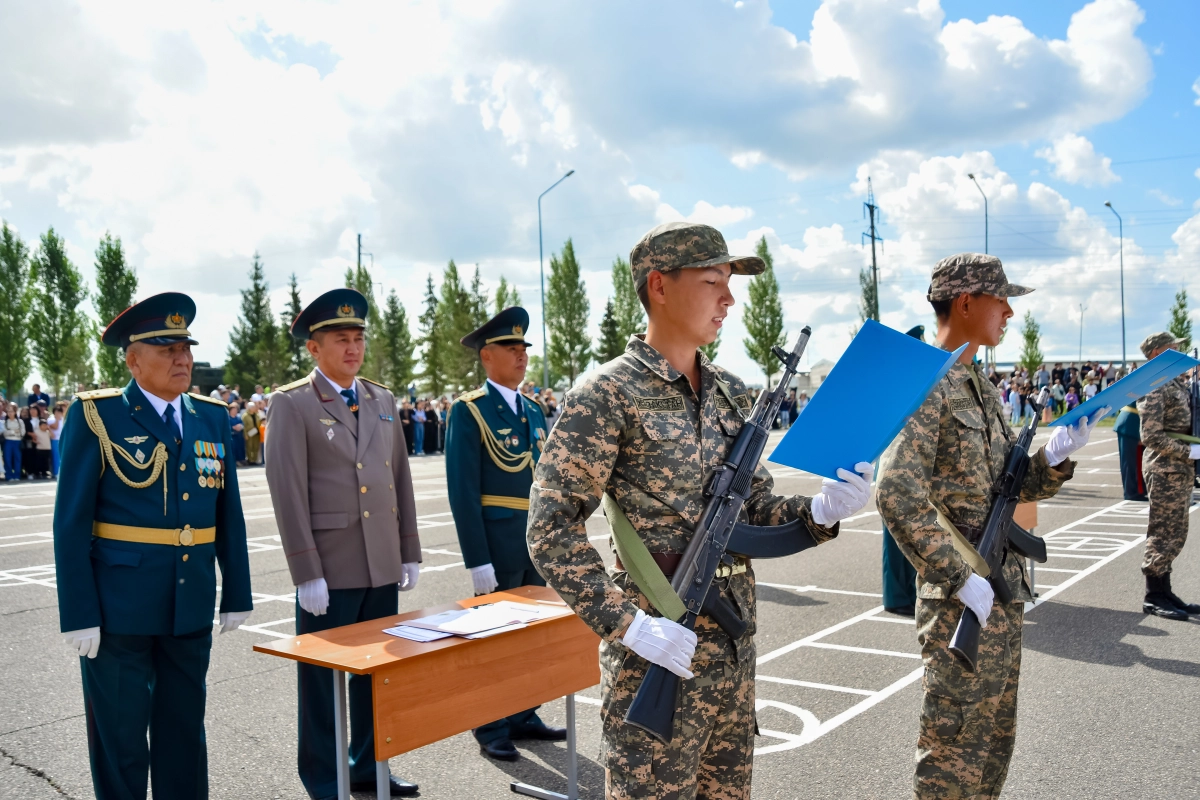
(510, 693), (578, 800)
(1029, 557), (1038, 601)
(376, 758), (390, 800)
(333, 669), (350, 800)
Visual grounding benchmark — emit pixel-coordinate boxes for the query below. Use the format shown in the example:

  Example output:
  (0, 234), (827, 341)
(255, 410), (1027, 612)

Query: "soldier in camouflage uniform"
(527, 221), (873, 800)
(877, 253), (1104, 799)
(1135, 331), (1200, 621)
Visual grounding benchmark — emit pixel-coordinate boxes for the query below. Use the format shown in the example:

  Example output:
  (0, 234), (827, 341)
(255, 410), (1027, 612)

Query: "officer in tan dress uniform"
(265, 288), (421, 799)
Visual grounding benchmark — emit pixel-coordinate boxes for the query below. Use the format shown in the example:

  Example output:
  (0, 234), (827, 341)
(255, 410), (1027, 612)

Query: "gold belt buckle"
(177, 526), (194, 546)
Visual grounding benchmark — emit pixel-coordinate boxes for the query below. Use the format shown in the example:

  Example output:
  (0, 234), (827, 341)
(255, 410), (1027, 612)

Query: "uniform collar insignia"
(320, 418), (336, 426)
(125, 435), (150, 444)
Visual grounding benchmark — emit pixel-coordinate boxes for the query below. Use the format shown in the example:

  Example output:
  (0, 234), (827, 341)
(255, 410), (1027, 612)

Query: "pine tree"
(280, 273), (311, 382)
(0, 222), (32, 399)
(742, 236), (786, 385)
(1018, 311), (1044, 374)
(417, 274), (445, 396)
(611, 256), (645, 341)
(92, 232), (138, 388)
(701, 331), (721, 363)
(494, 276), (522, 314)
(467, 266), (490, 387)
(344, 264), (385, 381)
(857, 267), (878, 325)
(29, 227), (92, 398)
(1167, 288), (1192, 352)
(381, 290), (416, 392)
(253, 318), (288, 387)
(225, 254), (275, 389)
(545, 239), (591, 386)
(434, 260), (476, 392)
(597, 299), (623, 363)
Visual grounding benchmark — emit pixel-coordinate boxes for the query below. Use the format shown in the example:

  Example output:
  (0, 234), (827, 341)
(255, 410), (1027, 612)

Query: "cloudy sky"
(2, 0), (1198, 386)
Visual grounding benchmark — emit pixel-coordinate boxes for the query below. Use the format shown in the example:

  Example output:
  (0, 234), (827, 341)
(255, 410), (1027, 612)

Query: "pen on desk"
(535, 599), (568, 606)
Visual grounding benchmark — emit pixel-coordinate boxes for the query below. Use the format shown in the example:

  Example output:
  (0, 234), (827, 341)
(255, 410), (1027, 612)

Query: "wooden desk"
(255, 585), (600, 800)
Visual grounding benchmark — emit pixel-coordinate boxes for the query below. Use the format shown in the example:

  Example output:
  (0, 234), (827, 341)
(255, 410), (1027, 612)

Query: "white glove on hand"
(64, 627), (101, 659)
(399, 562), (420, 592)
(219, 611), (251, 634)
(810, 462), (874, 527)
(470, 563), (498, 595)
(1044, 407), (1110, 466)
(1190, 444), (1200, 461)
(621, 609), (697, 679)
(955, 574), (995, 629)
(297, 577), (330, 616)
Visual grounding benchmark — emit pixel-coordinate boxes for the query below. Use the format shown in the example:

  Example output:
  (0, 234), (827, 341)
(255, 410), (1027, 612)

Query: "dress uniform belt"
(93, 522), (217, 547)
(1121, 405), (1138, 414)
(613, 552), (748, 579)
(480, 494), (530, 511)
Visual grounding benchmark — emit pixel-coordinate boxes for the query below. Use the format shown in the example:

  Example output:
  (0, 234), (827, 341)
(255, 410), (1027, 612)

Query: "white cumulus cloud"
(1035, 133), (1119, 187)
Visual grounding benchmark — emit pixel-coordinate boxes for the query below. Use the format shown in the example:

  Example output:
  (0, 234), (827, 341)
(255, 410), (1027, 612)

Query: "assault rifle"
(949, 394), (1048, 671)
(624, 327), (814, 743)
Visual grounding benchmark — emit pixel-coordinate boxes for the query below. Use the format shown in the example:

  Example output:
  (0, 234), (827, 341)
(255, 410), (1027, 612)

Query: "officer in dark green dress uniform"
(444, 307), (567, 762)
(880, 324), (923, 616)
(1114, 404), (1148, 501)
(54, 293), (253, 799)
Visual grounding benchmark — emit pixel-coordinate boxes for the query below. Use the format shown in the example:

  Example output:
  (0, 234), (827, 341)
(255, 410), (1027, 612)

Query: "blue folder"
(1049, 349), (1199, 427)
(768, 320), (967, 480)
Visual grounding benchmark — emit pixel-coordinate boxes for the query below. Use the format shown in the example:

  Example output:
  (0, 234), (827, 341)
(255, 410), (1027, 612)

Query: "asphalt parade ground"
(1, 428), (1198, 799)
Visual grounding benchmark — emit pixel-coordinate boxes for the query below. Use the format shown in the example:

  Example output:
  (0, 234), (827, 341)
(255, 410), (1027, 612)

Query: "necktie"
(163, 404), (181, 440)
(341, 388), (359, 418)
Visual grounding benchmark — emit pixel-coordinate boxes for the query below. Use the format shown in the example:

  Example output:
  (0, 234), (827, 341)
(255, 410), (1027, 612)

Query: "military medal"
(208, 476), (216, 488)
(199, 475), (207, 488)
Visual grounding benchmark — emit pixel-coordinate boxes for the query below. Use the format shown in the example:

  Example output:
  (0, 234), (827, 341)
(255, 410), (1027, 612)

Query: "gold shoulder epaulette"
(75, 387), (123, 401)
(458, 386), (487, 403)
(359, 376), (390, 391)
(188, 392), (227, 407)
(276, 376), (311, 393)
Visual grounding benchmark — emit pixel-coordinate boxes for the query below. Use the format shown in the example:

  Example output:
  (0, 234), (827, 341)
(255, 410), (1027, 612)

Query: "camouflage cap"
(926, 252), (1032, 302)
(629, 221), (765, 290)
(1139, 331), (1185, 358)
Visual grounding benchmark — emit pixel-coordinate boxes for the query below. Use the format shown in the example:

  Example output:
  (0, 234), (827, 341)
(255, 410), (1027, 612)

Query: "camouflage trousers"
(913, 595), (1023, 800)
(1143, 470), (1194, 576)
(599, 640), (755, 800)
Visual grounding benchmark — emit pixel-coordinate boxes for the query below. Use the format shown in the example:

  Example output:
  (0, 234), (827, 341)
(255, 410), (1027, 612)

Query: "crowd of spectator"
(206, 382), (276, 467)
(395, 382), (562, 457)
(985, 361), (1131, 421)
(1, 383), (66, 482)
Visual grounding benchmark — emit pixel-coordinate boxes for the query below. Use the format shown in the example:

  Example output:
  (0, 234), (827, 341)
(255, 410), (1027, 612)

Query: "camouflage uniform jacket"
(527, 336), (837, 663)
(877, 358), (1075, 603)
(1136, 376), (1193, 475)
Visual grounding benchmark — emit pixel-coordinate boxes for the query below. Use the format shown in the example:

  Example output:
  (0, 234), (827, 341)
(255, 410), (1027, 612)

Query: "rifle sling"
(726, 518), (820, 558)
(1165, 432), (1200, 444)
(932, 503), (992, 579)
(602, 493), (688, 621)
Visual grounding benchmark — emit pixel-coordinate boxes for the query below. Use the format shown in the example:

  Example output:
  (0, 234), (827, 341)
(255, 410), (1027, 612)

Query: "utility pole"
(1078, 303), (1087, 362)
(357, 233), (362, 270)
(862, 177), (881, 322)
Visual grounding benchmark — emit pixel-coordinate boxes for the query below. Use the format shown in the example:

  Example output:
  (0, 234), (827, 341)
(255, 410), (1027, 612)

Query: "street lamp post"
(967, 173), (988, 255)
(1104, 201), (1126, 375)
(1078, 303), (1087, 362)
(538, 169), (575, 390)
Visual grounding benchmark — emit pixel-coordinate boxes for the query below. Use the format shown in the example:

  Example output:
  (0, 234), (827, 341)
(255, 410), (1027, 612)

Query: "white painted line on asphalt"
(755, 675), (876, 696)
(574, 696), (601, 706)
(1088, 451), (1118, 460)
(841, 529), (883, 535)
(865, 615), (916, 625)
(237, 618), (295, 639)
(0, 564), (57, 588)
(758, 582), (883, 599)
(805, 642), (921, 659)
(839, 510), (880, 524)
(420, 561), (466, 572)
(1035, 567), (1083, 574)
(1044, 553), (1105, 560)
(757, 606), (885, 666)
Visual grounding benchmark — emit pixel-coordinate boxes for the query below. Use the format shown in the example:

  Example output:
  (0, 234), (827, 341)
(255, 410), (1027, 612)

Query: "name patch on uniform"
(950, 397), (975, 412)
(635, 395), (685, 413)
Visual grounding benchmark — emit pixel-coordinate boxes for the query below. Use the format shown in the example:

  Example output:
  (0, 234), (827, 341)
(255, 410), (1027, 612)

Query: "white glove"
(1044, 407), (1110, 466)
(469, 563), (498, 595)
(955, 574), (995, 629)
(297, 577), (330, 616)
(810, 461), (874, 527)
(621, 609), (697, 679)
(1190, 444), (1200, 461)
(399, 562), (420, 592)
(64, 627), (101, 659)
(219, 610), (251, 634)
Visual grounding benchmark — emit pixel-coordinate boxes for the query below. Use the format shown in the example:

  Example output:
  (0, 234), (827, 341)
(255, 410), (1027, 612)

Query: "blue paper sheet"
(768, 320), (967, 480)
(1048, 349), (1199, 427)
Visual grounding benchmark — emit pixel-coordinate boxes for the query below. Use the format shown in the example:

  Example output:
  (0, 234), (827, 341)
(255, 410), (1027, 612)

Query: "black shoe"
(349, 776), (419, 796)
(1144, 574), (1188, 621)
(884, 605), (915, 618)
(480, 738), (520, 761)
(1162, 573), (1200, 615)
(510, 723), (568, 741)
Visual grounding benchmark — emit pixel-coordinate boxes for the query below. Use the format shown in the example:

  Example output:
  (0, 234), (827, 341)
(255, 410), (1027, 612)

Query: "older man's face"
(126, 341), (193, 400)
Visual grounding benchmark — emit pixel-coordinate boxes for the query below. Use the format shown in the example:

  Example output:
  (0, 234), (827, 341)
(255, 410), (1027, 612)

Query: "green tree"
(611, 256), (644, 341)
(433, 260), (476, 392)
(466, 266), (490, 387)
(417, 273), (446, 395)
(92, 232), (138, 388)
(280, 273), (311, 382)
(381, 290), (416, 392)
(742, 236), (786, 385)
(545, 239), (591, 385)
(527, 354), (564, 390)
(344, 264), (385, 382)
(1018, 311), (1044, 374)
(596, 299), (623, 363)
(1167, 288), (1192, 352)
(494, 275), (522, 314)
(857, 267), (878, 325)
(700, 330), (721, 363)
(0, 222), (32, 399)
(225, 254), (276, 389)
(29, 227), (92, 398)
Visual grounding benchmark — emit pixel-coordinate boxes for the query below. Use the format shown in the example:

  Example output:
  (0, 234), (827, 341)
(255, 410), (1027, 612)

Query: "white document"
(382, 625), (455, 642)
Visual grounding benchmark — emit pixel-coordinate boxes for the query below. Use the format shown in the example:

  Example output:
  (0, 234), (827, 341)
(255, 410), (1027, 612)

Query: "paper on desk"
(769, 320), (967, 479)
(383, 625), (455, 643)
(1048, 349), (1200, 428)
(492, 600), (573, 621)
(402, 605), (530, 636)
